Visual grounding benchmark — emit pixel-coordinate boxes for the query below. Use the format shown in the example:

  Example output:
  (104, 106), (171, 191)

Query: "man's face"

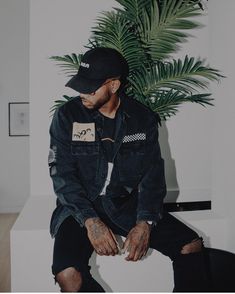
(79, 80), (114, 110)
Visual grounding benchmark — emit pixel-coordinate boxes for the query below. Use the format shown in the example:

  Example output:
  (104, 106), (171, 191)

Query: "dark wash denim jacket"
(48, 93), (166, 238)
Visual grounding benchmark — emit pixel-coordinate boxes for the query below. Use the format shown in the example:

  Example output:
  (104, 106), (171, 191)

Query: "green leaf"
(114, 0), (152, 24)
(138, 0), (202, 61)
(138, 90), (214, 121)
(128, 56), (223, 98)
(49, 54), (82, 76)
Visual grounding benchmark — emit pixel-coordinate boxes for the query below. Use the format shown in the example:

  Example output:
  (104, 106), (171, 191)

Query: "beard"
(81, 91), (112, 110)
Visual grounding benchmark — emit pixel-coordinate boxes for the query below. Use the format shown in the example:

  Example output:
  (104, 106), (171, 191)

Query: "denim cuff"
(136, 211), (162, 225)
(74, 208), (99, 227)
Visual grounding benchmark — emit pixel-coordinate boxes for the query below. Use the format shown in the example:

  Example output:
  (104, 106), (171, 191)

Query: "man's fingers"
(130, 243), (145, 261)
(109, 229), (118, 244)
(133, 249), (142, 261)
(103, 242), (115, 256)
(123, 237), (130, 253)
(95, 242), (112, 256)
(95, 230), (119, 256)
(123, 235), (137, 260)
(86, 220), (120, 256)
(96, 247), (104, 255)
(125, 243), (148, 261)
(125, 243), (138, 261)
(122, 224), (151, 261)
(108, 229), (119, 254)
(139, 248), (147, 260)
(143, 244), (150, 257)
(107, 240), (118, 255)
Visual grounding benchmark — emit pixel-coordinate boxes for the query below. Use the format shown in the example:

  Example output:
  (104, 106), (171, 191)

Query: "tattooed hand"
(85, 217), (119, 256)
(122, 221), (151, 262)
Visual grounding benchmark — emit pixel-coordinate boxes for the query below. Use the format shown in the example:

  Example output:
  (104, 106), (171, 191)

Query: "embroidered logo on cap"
(122, 133), (146, 143)
(81, 62), (90, 68)
(72, 122), (95, 142)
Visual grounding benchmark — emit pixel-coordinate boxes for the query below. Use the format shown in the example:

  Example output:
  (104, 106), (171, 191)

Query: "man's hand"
(122, 221), (151, 262)
(85, 217), (119, 256)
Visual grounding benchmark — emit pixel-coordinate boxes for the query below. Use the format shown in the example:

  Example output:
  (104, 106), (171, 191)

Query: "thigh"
(52, 216), (94, 278)
(149, 211), (199, 260)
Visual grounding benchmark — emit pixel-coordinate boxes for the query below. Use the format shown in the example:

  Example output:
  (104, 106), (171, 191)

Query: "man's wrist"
(136, 220), (152, 227)
(84, 217), (101, 229)
(136, 220), (156, 228)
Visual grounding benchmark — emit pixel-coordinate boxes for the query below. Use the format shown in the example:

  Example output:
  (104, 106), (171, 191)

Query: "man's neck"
(99, 94), (120, 119)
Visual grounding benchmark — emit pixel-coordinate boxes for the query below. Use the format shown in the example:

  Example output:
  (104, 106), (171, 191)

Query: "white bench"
(11, 196), (227, 292)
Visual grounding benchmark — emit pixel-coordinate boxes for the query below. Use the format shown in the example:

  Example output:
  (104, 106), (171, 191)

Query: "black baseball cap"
(65, 47), (129, 94)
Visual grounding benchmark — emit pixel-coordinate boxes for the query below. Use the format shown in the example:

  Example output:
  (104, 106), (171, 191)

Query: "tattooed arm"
(85, 217), (119, 256)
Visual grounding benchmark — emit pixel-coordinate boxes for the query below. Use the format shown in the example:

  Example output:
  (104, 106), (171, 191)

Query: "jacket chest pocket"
(118, 142), (145, 179)
(71, 142), (100, 180)
(71, 142), (99, 156)
(119, 142), (145, 156)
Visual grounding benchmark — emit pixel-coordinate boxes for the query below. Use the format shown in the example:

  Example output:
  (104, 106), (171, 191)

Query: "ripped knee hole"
(181, 238), (203, 254)
(55, 267), (83, 292)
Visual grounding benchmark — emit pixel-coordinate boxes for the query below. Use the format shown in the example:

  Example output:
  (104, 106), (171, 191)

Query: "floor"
(0, 213), (19, 292)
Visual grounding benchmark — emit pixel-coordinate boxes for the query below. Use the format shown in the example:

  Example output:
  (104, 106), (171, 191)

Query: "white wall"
(208, 0), (235, 252)
(29, 0), (212, 204)
(0, 0), (30, 212)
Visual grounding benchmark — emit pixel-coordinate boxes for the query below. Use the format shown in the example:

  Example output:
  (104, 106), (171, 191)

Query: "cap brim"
(65, 73), (106, 94)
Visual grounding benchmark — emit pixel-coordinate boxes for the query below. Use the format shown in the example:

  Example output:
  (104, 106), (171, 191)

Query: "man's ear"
(110, 79), (121, 94)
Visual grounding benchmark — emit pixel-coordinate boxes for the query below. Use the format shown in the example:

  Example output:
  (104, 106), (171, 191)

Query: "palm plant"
(50, 0), (222, 120)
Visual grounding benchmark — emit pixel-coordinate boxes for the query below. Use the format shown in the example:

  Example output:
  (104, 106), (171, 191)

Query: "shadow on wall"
(155, 122), (211, 247)
(159, 121), (179, 203)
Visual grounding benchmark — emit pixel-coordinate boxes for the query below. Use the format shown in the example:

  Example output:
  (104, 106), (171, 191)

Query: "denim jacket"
(48, 93), (166, 237)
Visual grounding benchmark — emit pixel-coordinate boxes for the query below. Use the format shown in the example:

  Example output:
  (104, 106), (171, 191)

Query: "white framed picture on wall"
(8, 102), (29, 136)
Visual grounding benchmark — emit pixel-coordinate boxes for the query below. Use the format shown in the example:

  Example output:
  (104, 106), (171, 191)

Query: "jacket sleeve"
(136, 114), (167, 224)
(48, 107), (98, 226)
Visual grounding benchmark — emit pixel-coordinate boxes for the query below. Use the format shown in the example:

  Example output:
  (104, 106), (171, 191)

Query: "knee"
(56, 267), (83, 292)
(181, 238), (203, 254)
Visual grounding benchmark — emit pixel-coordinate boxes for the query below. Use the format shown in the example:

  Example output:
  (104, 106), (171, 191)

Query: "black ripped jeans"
(52, 197), (210, 292)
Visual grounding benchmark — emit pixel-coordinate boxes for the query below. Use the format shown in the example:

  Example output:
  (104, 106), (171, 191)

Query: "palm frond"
(139, 90), (213, 120)
(114, 0), (152, 24)
(138, 0), (202, 61)
(49, 54), (82, 76)
(183, 0), (207, 10)
(90, 11), (145, 72)
(128, 56), (223, 97)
